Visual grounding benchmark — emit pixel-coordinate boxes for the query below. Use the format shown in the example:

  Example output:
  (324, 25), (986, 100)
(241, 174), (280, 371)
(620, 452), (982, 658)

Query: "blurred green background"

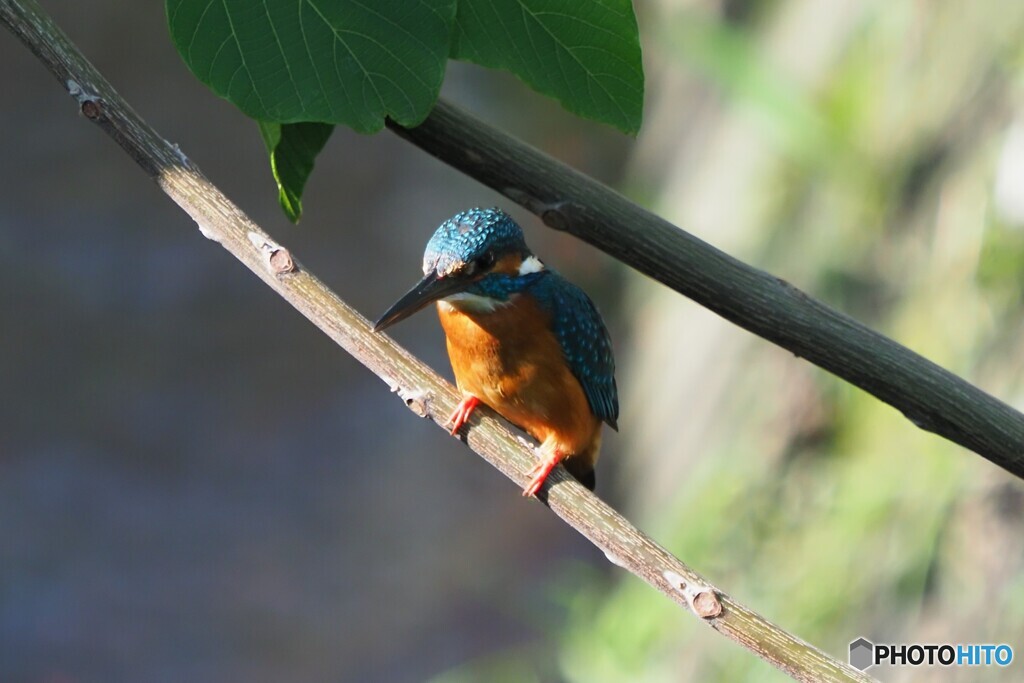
(2, 1), (1023, 682)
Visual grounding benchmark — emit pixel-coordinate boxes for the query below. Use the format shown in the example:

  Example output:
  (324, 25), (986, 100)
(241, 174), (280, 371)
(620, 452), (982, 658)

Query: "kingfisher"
(374, 208), (618, 497)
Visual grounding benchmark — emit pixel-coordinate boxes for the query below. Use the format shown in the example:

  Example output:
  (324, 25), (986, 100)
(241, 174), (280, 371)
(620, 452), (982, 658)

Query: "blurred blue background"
(3, 1), (1024, 682)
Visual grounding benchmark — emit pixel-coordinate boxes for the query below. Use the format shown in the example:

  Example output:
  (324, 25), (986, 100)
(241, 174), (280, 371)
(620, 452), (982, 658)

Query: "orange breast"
(437, 296), (603, 469)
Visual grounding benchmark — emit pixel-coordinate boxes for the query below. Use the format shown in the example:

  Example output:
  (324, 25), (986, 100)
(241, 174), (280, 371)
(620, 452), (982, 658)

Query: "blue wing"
(531, 272), (619, 429)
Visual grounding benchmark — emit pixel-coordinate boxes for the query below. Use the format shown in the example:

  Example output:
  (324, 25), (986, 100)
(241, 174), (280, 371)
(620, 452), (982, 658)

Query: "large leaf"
(167, 0), (457, 133)
(451, 0), (644, 134)
(167, 0), (646, 222)
(258, 121), (334, 222)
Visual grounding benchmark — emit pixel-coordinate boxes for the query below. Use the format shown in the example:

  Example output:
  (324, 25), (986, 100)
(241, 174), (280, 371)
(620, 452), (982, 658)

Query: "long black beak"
(373, 271), (470, 332)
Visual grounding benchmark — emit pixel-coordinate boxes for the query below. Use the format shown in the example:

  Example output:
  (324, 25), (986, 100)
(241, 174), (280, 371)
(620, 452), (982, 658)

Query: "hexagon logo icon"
(849, 637), (875, 671)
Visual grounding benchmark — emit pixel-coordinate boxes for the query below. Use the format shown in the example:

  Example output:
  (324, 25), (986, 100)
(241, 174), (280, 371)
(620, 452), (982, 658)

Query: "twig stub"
(268, 247), (295, 275)
(80, 97), (102, 121)
(692, 589), (724, 619)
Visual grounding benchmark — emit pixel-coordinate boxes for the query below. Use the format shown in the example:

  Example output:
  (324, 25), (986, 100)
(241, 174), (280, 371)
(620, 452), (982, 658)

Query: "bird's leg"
(523, 445), (564, 497)
(446, 395), (481, 435)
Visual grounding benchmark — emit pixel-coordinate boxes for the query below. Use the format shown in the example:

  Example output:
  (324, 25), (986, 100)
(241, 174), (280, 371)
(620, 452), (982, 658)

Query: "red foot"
(522, 449), (563, 497)
(446, 396), (480, 435)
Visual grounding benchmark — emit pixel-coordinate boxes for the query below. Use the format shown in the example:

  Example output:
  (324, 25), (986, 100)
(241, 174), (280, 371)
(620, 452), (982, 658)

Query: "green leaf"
(451, 0), (644, 134)
(166, 0), (457, 133)
(258, 121), (334, 222)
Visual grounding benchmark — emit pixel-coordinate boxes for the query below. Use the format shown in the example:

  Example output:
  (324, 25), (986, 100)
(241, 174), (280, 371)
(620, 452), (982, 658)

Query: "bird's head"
(374, 208), (545, 331)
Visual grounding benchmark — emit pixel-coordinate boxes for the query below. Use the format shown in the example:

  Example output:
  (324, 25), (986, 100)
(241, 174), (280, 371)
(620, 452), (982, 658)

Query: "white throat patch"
(519, 255), (545, 275)
(439, 292), (509, 313)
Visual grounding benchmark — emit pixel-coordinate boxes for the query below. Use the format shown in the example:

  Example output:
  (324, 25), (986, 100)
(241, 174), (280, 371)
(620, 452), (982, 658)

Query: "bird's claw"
(522, 450), (562, 497)
(446, 396), (480, 436)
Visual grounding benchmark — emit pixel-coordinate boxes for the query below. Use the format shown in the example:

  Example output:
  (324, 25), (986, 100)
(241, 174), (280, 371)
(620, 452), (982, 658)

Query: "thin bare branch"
(0, 0), (875, 680)
(388, 101), (1024, 480)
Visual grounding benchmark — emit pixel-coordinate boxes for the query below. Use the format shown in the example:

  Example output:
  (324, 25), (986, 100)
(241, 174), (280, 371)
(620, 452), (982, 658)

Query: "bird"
(374, 207), (618, 497)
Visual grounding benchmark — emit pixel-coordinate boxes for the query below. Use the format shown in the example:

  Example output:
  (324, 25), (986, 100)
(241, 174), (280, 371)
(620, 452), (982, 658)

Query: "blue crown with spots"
(423, 208), (528, 276)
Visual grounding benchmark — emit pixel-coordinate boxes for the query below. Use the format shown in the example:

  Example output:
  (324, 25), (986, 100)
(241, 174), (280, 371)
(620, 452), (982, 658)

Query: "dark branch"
(388, 101), (1024, 479)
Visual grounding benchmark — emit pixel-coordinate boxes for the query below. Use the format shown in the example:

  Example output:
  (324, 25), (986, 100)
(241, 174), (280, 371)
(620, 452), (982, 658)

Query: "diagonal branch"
(388, 102), (1024, 480)
(0, 0), (874, 680)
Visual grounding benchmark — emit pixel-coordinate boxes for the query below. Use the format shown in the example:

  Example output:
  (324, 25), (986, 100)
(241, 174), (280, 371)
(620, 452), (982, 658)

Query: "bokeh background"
(3, 1), (1024, 681)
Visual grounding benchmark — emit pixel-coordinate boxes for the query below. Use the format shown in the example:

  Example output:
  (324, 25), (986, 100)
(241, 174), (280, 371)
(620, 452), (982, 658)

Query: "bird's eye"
(474, 252), (496, 271)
